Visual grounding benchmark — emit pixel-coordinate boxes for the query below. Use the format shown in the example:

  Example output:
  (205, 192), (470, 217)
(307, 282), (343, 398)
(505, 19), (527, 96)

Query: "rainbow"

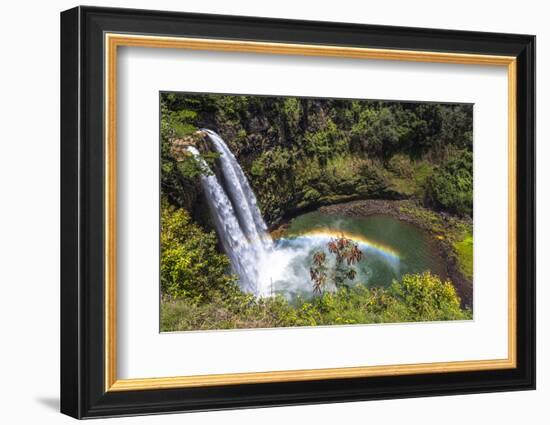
(280, 227), (400, 260)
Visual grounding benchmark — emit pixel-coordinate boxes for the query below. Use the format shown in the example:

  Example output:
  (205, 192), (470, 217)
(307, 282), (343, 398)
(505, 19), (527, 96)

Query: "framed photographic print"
(60, 6), (535, 419)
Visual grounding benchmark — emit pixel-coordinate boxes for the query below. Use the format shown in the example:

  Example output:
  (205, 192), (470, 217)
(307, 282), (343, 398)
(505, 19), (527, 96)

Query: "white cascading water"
(189, 129), (324, 297)
(188, 133), (399, 298)
(186, 146), (261, 294)
(202, 129), (274, 251)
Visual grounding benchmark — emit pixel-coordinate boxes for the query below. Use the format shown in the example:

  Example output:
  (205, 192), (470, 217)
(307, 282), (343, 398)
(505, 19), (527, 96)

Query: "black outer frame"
(60, 5), (536, 419)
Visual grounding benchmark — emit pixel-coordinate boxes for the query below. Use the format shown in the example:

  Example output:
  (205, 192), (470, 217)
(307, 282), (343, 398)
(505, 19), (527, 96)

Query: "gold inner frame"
(104, 33), (518, 392)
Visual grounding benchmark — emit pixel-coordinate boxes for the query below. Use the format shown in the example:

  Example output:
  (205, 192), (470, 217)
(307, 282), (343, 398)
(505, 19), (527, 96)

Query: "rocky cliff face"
(161, 93), (473, 227)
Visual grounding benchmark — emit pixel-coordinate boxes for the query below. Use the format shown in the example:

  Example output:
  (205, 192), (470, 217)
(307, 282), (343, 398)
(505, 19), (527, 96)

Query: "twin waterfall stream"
(187, 130), (420, 299)
(187, 130), (274, 297)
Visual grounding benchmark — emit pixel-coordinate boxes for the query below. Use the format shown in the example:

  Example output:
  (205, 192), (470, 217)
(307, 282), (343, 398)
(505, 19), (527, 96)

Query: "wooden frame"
(61, 5), (535, 419)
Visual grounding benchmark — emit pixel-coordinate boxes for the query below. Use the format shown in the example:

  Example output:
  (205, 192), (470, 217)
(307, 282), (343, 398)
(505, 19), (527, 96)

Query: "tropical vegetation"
(159, 93), (474, 331)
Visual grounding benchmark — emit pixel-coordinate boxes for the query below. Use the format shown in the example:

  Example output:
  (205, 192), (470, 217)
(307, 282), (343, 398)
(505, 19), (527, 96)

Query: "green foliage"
(158, 94), (474, 331)
(161, 293), (299, 331)
(247, 149), (388, 220)
(387, 153), (415, 178)
(426, 151), (473, 216)
(160, 203), (239, 303)
(176, 151), (221, 179)
(161, 272), (471, 331)
(303, 118), (348, 164)
(280, 97), (301, 139)
(402, 104), (472, 160)
(350, 106), (405, 157)
(176, 154), (207, 179)
(414, 162), (434, 187)
(160, 96), (201, 210)
(160, 96), (198, 139)
(397, 200), (473, 288)
(160, 93), (473, 223)
(454, 233), (474, 280)
(388, 272), (467, 321)
(386, 158), (434, 198)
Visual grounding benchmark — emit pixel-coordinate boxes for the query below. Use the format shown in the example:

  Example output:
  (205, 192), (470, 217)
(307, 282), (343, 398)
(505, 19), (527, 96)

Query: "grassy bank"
(454, 234), (473, 281)
(161, 272), (472, 332)
(397, 201), (473, 292)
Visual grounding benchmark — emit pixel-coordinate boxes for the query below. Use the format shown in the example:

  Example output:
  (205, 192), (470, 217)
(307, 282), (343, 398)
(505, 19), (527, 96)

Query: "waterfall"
(186, 146), (260, 294)
(202, 129), (273, 251)
(187, 133), (273, 296)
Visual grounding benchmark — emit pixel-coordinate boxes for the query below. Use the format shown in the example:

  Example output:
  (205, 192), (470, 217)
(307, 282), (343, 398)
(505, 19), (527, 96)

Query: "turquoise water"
(273, 211), (447, 293)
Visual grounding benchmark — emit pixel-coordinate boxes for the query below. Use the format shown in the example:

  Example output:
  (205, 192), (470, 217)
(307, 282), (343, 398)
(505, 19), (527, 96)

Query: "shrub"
(387, 271), (468, 321)
(160, 203), (239, 303)
(387, 154), (415, 179)
(161, 272), (471, 331)
(426, 150), (473, 216)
